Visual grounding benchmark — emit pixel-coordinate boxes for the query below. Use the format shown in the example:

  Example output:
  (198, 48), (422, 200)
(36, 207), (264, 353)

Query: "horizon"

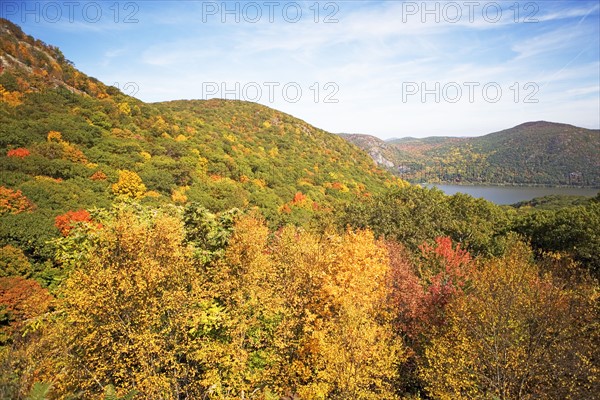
(340, 119), (599, 141)
(2, 1), (599, 139)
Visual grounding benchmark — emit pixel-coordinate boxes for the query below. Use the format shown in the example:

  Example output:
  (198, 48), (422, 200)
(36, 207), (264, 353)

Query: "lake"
(425, 184), (599, 205)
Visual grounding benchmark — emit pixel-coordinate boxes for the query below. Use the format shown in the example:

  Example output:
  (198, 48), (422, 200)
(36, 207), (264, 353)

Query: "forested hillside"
(1, 18), (599, 400)
(343, 121), (600, 186)
(0, 16), (401, 272)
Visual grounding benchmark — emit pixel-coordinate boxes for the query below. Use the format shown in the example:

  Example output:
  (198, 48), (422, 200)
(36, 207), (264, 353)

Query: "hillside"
(338, 133), (397, 168)
(343, 121), (600, 186)
(0, 18), (398, 266)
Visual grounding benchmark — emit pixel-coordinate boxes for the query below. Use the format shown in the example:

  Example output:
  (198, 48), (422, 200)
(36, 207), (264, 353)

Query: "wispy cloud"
(6, 0), (599, 138)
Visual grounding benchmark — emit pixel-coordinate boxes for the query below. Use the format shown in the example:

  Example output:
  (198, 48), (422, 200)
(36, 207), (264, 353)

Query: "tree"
(513, 202), (600, 277)
(0, 245), (32, 278)
(341, 186), (509, 257)
(0, 186), (35, 215)
(54, 209), (94, 236)
(386, 237), (474, 395)
(198, 215), (285, 398)
(420, 239), (599, 399)
(90, 170), (108, 181)
(7, 148), (30, 158)
(417, 236), (473, 328)
(0, 84), (23, 107)
(271, 227), (403, 399)
(0, 276), (53, 345)
(47, 208), (213, 398)
(341, 186), (452, 251)
(111, 170), (147, 199)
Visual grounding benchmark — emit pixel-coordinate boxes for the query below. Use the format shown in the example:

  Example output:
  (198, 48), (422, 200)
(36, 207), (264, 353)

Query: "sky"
(2, 0), (599, 139)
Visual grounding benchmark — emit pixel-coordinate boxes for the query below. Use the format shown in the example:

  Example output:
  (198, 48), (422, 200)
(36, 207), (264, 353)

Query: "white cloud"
(26, 0), (596, 139)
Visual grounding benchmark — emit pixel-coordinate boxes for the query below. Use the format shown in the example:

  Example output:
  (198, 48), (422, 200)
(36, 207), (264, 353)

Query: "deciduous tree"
(272, 227), (403, 399)
(111, 170), (147, 199)
(420, 239), (599, 399)
(48, 209), (214, 398)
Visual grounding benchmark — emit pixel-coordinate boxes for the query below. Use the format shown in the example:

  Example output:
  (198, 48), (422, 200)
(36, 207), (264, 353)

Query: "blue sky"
(2, 1), (599, 138)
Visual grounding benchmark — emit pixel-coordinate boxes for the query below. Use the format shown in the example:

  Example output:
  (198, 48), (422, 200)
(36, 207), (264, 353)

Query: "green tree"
(513, 202), (600, 276)
(0, 245), (32, 277)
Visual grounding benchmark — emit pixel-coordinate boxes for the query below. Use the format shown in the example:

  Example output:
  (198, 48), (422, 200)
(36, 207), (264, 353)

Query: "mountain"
(342, 121), (600, 186)
(338, 133), (397, 168)
(0, 18), (400, 265)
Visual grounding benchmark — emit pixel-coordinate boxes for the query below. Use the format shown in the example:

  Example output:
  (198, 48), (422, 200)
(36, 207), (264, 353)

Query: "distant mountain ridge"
(342, 121), (600, 187)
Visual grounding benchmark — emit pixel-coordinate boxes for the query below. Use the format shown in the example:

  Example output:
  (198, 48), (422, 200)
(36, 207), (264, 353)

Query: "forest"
(1, 17), (599, 400)
(342, 122), (600, 187)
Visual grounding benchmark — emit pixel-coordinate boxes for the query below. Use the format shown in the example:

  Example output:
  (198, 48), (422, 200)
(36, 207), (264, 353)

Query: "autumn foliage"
(292, 191), (307, 204)
(0, 84), (23, 106)
(18, 209), (405, 398)
(0, 204), (597, 399)
(0, 186), (35, 215)
(0, 18), (598, 398)
(418, 236), (474, 326)
(54, 209), (94, 236)
(89, 170), (107, 181)
(0, 277), (53, 343)
(52, 211), (206, 397)
(6, 148), (30, 158)
(420, 239), (599, 399)
(111, 170), (147, 199)
(44, 130), (88, 164)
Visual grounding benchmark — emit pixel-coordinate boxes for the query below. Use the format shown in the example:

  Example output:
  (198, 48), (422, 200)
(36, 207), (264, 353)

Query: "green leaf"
(26, 382), (52, 400)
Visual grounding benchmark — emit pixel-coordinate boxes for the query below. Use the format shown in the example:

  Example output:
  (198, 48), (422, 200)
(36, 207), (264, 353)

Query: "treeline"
(395, 161), (596, 186)
(1, 185), (599, 399)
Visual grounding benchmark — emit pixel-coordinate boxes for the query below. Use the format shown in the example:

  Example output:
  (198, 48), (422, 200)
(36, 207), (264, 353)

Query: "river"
(424, 184), (599, 205)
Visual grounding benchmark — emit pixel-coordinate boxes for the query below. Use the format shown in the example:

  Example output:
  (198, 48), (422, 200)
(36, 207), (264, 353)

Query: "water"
(425, 184), (599, 205)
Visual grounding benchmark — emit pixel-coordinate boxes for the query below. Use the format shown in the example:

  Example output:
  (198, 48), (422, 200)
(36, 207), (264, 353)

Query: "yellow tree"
(272, 227), (404, 399)
(199, 215), (285, 399)
(44, 131), (88, 163)
(111, 170), (147, 199)
(420, 239), (599, 399)
(48, 209), (219, 398)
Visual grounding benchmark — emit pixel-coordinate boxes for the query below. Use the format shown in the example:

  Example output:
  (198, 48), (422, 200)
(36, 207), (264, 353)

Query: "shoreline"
(417, 182), (600, 190)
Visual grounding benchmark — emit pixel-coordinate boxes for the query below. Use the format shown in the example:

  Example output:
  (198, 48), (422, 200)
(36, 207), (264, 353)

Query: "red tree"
(54, 210), (93, 236)
(0, 276), (53, 342)
(7, 148), (30, 158)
